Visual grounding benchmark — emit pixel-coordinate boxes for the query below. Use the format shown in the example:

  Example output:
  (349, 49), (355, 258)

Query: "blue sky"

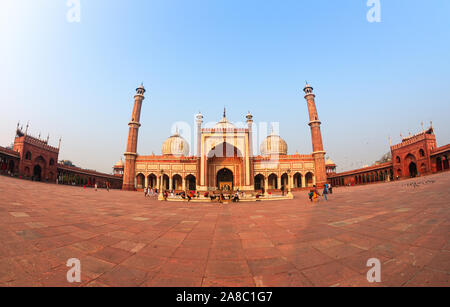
(1, 0), (449, 173)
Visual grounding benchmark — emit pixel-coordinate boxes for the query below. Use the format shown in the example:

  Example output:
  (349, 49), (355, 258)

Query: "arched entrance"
(136, 174), (145, 189)
(405, 154), (418, 178)
(409, 162), (418, 178)
(305, 172), (314, 187)
(172, 174), (183, 190)
(268, 174), (278, 189)
(162, 174), (170, 190)
(217, 168), (233, 191)
(281, 173), (288, 190)
(254, 174), (264, 190)
(207, 142), (243, 190)
(33, 165), (42, 181)
(186, 175), (196, 191)
(33, 156), (46, 181)
(444, 156), (449, 170)
(293, 173), (302, 188)
(8, 160), (15, 173)
(148, 174), (157, 188)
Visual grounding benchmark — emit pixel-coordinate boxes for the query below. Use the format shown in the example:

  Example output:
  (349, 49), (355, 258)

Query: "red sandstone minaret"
(303, 83), (327, 188)
(122, 84), (146, 191)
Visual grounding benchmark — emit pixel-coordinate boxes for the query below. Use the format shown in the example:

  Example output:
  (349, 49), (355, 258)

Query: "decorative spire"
(25, 121), (29, 135)
(389, 136), (392, 146)
(47, 134), (50, 143)
(246, 111), (253, 122)
(303, 82), (314, 94)
(223, 107), (226, 119)
(136, 83), (146, 95)
(421, 122), (425, 132)
(58, 137), (62, 149)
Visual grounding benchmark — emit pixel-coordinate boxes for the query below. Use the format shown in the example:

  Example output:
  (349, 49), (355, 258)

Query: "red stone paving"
(0, 172), (449, 287)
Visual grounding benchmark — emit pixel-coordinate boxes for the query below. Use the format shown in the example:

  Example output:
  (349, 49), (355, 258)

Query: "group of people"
(143, 189), (245, 203)
(144, 187), (158, 197)
(93, 182), (110, 192)
(308, 183), (332, 203)
(203, 189), (243, 203)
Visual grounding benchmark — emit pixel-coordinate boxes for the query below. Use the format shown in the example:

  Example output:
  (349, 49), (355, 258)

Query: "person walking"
(323, 184), (329, 201)
(95, 183), (98, 191)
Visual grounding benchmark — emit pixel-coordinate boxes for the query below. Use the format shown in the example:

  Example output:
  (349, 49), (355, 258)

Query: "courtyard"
(0, 172), (449, 287)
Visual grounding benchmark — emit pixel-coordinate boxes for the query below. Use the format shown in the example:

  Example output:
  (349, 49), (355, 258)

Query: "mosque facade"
(118, 84), (331, 193)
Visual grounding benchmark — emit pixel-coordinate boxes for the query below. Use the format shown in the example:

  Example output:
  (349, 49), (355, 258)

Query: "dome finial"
(303, 81), (314, 95)
(223, 107), (226, 119)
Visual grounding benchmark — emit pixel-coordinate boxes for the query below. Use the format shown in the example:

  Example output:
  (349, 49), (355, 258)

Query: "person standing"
(95, 183), (98, 191)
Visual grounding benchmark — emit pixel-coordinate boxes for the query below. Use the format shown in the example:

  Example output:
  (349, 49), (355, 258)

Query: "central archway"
(207, 142), (243, 191)
(405, 154), (418, 178)
(409, 162), (418, 178)
(217, 168), (233, 191)
(33, 165), (42, 181)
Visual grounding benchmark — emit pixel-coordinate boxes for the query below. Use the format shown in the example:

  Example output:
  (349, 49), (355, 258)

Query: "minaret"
(196, 112), (203, 157)
(303, 83), (327, 188)
(195, 112), (203, 186)
(123, 84), (146, 191)
(246, 112), (254, 187)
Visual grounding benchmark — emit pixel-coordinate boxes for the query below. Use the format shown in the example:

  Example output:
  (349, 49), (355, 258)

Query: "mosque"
(115, 83), (332, 196)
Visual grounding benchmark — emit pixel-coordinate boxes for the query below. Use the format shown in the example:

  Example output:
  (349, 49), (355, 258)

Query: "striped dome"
(162, 133), (189, 156)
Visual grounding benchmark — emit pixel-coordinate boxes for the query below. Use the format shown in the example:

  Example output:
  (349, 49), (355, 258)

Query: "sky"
(0, 0), (449, 173)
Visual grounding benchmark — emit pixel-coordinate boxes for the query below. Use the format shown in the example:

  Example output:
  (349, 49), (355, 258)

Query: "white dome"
(260, 133), (288, 156)
(326, 159), (336, 166)
(214, 117), (236, 130)
(162, 133), (190, 156)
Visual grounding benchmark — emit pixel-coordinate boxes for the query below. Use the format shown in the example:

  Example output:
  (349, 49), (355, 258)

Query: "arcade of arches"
(128, 114), (323, 193)
(136, 172), (197, 191)
(0, 126), (123, 189)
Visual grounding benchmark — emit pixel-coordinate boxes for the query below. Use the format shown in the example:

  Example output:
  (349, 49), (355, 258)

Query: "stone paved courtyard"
(0, 173), (449, 287)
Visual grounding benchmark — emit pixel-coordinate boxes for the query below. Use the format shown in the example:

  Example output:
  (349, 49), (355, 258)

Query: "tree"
(60, 160), (76, 167)
(375, 152), (392, 164)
